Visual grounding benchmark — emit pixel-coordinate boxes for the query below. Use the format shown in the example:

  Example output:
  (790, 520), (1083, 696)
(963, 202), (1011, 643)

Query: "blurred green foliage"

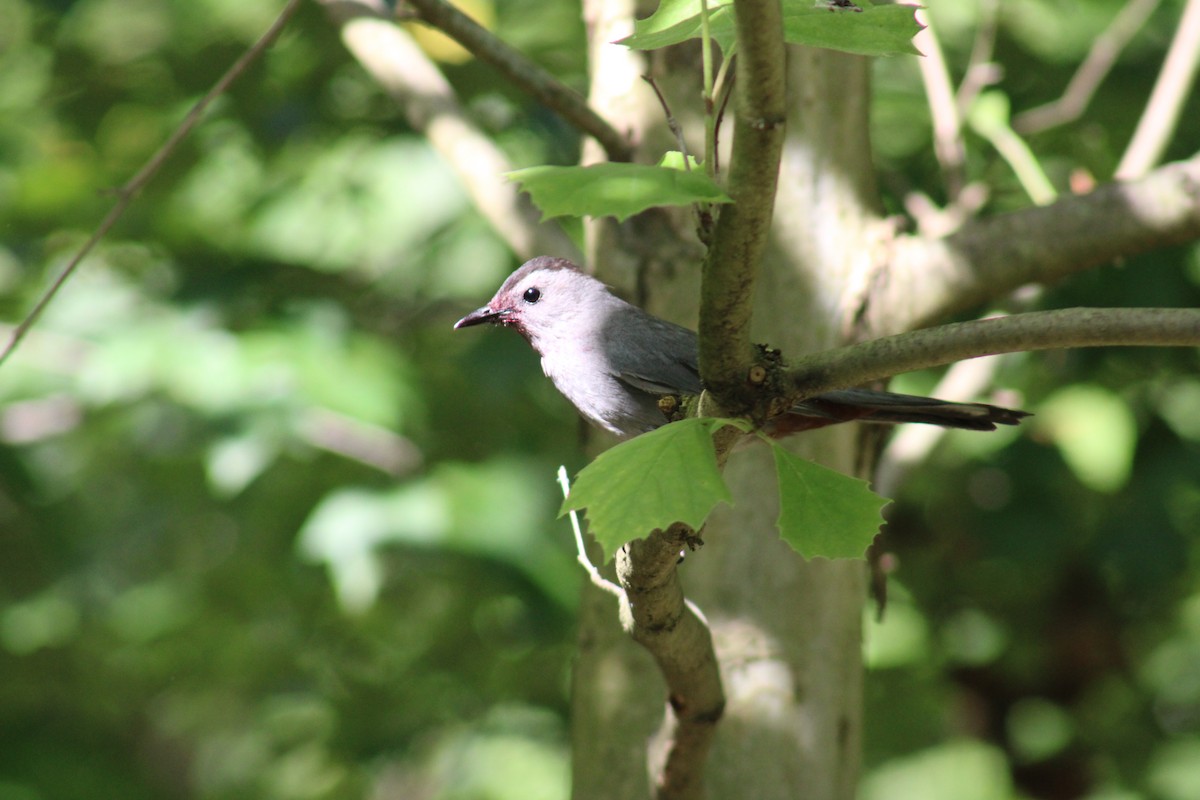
(0, 0), (1198, 798)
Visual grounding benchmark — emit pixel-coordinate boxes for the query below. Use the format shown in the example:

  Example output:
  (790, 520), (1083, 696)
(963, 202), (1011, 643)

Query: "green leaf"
(561, 418), (749, 560)
(620, 0), (922, 58)
(507, 163), (731, 222)
(779, 2), (923, 57)
(771, 441), (889, 559)
(618, 0), (735, 54)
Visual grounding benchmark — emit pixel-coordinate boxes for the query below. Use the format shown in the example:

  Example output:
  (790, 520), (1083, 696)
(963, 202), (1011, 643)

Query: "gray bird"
(455, 256), (1028, 439)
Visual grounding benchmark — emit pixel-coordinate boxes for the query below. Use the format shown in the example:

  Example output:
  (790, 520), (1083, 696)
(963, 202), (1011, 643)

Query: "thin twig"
(954, 0), (1000, 116)
(1116, 0), (1200, 179)
(557, 466), (624, 598)
(0, 0), (304, 369)
(1015, 0), (1161, 134)
(699, 0), (716, 179)
(644, 72), (718, 245)
(914, 8), (967, 200)
(790, 307), (1200, 401)
(711, 55), (736, 175)
(400, 0), (632, 162)
(903, 182), (990, 238)
(324, 0), (579, 261)
(643, 75), (690, 166)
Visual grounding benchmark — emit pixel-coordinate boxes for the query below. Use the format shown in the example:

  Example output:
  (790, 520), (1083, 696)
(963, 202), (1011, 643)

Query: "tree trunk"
(571, 2), (882, 791)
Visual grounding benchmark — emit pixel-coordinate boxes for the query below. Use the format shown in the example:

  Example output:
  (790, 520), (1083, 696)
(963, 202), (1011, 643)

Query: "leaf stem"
(556, 467), (624, 598)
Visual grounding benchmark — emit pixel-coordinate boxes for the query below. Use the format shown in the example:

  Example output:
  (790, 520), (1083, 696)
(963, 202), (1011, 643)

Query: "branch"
(954, 0), (1000, 116)
(321, 0), (579, 262)
(399, 0), (633, 162)
(1014, 0), (1161, 135)
(698, 0), (786, 410)
(789, 307), (1200, 399)
(913, 8), (967, 200)
(868, 153), (1200, 332)
(1116, 0), (1200, 179)
(0, 0), (303, 369)
(616, 525), (724, 800)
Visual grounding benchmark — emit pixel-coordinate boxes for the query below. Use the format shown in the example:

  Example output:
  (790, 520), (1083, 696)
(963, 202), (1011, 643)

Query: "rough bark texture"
(871, 152), (1200, 334)
(570, 22), (880, 798)
(682, 49), (881, 800)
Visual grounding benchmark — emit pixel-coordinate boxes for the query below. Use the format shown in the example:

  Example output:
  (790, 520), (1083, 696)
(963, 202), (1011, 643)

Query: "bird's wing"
(617, 368), (697, 396)
(603, 311), (703, 397)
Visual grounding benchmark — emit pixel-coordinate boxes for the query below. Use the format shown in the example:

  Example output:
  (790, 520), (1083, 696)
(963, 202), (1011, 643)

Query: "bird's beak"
(454, 305), (510, 329)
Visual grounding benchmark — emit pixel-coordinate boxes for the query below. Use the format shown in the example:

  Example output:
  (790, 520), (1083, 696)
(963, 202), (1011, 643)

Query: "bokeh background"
(1, 0), (1199, 798)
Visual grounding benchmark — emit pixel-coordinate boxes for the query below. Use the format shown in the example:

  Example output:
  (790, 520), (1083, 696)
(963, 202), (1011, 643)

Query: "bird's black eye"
(522, 287), (542, 304)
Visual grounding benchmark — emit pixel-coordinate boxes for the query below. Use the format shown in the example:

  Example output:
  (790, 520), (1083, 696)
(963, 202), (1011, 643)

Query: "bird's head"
(454, 256), (609, 350)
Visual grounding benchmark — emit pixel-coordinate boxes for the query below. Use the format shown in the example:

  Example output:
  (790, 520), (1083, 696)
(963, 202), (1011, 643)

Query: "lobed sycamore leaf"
(779, 2), (923, 58)
(507, 163), (731, 222)
(561, 418), (750, 560)
(770, 440), (890, 559)
(619, 0), (737, 54)
(620, 0), (921, 59)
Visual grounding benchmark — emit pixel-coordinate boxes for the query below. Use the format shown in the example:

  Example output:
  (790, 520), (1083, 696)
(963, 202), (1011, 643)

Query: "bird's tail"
(780, 388), (1030, 433)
